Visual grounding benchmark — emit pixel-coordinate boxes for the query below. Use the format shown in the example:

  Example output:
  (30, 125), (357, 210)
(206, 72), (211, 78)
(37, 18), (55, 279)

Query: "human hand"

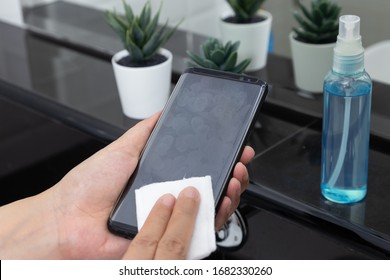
(122, 186), (200, 260)
(52, 113), (253, 259)
(0, 113), (254, 259)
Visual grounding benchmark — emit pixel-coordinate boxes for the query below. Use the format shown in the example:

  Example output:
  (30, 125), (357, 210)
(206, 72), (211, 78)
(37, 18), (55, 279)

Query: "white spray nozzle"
(339, 15), (360, 41)
(334, 15), (364, 61)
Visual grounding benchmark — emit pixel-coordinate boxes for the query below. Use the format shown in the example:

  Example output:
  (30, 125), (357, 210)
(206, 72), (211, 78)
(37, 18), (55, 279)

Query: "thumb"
(107, 112), (160, 158)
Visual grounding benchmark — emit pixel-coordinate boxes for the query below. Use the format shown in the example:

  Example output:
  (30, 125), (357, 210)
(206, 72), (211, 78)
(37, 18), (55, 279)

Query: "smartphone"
(108, 67), (268, 238)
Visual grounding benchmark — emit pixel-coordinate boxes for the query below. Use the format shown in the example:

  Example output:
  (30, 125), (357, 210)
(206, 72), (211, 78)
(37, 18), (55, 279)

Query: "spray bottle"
(321, 15), (372, 204)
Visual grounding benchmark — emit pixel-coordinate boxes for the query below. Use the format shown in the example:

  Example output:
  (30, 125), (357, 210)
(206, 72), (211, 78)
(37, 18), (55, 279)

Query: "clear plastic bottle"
(321, 15), (372, 204)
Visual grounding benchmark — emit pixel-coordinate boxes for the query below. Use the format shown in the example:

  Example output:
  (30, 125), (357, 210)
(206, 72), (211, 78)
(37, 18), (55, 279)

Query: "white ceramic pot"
(220, 10), (272, 71)
(112, 48), (172, 119)
(289, 32), (335, 93)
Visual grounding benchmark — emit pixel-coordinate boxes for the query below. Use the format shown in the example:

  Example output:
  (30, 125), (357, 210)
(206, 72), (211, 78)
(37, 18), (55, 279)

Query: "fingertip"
(183, 186), (199, 198)
(234, 162), (249, 192)
(241, 146), (256, 164)
(229, 177), (241, 209)
(159, 193), (176, 208)
(230, 177), (242, 195)
(246, 145), (256, 157)
(181, 186), (200, 200)
(215, 197), (231, 230)
(175, 187), (201, 215)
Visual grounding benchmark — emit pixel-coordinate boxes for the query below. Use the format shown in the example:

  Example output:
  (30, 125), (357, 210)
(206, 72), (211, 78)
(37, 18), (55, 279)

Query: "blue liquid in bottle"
(321, 76), (372, 203)
(320, 15), (372, 204)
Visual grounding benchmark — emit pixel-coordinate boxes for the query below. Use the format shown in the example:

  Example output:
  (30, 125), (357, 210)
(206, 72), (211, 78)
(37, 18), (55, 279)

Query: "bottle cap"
(333, 15), (364, 74)
(339, 15), (360, 42)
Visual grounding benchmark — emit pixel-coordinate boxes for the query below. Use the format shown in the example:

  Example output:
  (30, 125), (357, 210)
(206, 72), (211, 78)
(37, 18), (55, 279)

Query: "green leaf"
(187, 50), (220, 70)
(232, 58), (251, 73)
(227, 0), (250, 22)
(210, 49), (226, 66)
(144, 4), (160, 41)
(131, 19), (145, 46)
(201, 38), (216, 60)
(186, 50), (210, 68)
(319, 19), (334, 32)
(125, 30), (144, 61)
(312, 7), (323, 27)
(317, 30), (338, 44)
(328, 4), (341, 20)
(292, 27), (315, 43)
(122, 0), (134, 26)
(105, 12), (127, 43)
(298, 0), (313, 22)
(294, 12), (319, 33)
(220, 52), (237, 71)
(112, 13), (128, 30)
(233, 0), (265, 20)
(142, 23), (163, 58)
(202, 59), (220, 70)
(229, 41), (240, 54)
(301, 30), (320, 43)
(142, 18), (175, 59)
(139, 1), (151, 29)
(245, 0), (263, 18)
(153, 18), (183, 54)
(318, 1), (331, 16)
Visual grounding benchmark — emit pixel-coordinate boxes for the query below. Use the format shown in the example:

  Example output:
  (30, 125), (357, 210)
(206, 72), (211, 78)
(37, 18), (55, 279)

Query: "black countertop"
(1, 2), (390, 259)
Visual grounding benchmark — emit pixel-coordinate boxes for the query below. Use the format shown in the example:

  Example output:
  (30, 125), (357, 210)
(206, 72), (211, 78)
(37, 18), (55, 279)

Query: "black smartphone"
(108, 67), (268, 238)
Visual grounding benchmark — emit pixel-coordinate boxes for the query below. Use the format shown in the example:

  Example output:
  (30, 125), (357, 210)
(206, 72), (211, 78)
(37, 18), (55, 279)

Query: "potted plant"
(219, 0), (272, 71)
(186, 37), (251, 73)
(290, 0), (341, 93)
(105, 1), (181, 119)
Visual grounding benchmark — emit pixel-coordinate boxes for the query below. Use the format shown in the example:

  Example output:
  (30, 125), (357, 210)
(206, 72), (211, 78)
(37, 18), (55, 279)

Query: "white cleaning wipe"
(135, 176), (216, 260)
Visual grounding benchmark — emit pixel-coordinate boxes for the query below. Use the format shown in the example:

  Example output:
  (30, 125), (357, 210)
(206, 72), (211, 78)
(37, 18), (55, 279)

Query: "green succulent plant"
(292, 0), (341, 44)
(226, 0), (266, 23)
(186, 38), (251, 74)
(105, 0), (180, 63)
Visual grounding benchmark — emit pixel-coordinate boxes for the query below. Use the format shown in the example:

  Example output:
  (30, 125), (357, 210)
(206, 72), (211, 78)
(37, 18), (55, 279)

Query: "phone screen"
(108, 68), (268, 238)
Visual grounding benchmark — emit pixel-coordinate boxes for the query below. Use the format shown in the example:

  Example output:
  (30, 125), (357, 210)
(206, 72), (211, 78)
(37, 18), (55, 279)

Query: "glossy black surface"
(1, 2), (390, 259)
(0, 93), (106, 206)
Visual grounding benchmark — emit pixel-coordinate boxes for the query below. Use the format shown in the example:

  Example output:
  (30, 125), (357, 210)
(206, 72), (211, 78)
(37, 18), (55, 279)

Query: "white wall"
(0, 0), (24, 26)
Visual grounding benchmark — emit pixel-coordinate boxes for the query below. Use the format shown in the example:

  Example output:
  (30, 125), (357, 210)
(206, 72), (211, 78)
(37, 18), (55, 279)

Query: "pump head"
(339, 15), (360, 41)
(335, 15), (363, 56)
(333, 15), (365, 74)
